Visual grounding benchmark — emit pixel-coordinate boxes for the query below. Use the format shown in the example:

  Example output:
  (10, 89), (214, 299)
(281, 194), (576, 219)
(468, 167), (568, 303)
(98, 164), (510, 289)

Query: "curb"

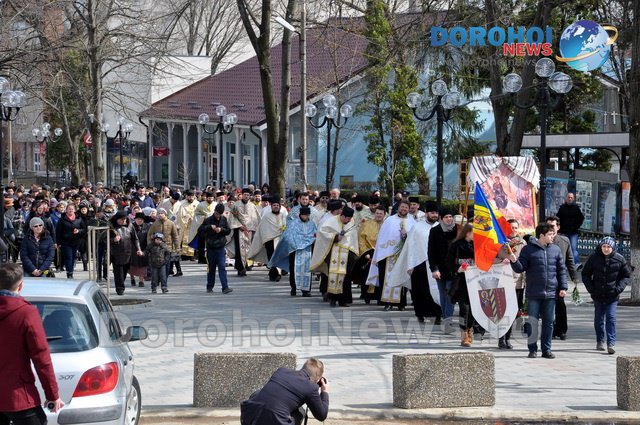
(140, 406), (640, 422)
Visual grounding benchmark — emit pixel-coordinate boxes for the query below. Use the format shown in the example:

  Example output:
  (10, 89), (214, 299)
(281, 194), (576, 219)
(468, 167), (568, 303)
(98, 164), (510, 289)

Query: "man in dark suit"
(240, 358), (330, 425)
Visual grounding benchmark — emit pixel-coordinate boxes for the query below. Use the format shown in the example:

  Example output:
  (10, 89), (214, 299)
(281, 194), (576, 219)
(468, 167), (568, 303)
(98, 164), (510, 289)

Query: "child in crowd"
(145, 232), (171, 294)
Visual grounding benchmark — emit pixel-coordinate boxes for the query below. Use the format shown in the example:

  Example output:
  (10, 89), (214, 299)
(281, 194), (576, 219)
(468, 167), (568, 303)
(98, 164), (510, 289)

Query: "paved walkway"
(74, 262), (639, 421)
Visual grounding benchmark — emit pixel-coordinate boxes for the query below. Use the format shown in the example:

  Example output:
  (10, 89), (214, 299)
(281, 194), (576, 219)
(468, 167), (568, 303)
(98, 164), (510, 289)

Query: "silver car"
(22, 278), (147, 425)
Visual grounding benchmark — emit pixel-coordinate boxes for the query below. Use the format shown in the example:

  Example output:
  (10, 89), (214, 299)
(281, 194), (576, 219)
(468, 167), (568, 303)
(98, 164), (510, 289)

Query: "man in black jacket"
(200, 203), (232, 294)
(556, 192), (584, 268)
(546, 216), (578, 341)
(241, 358), (329, 425)
(428, 206), (458, 323)
(582, 236), (631, 354)
(509, 223), (568, 359)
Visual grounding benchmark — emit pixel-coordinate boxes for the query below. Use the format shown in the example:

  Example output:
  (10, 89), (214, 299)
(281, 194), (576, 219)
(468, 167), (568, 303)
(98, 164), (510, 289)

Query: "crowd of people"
(0, 181), (631, 358)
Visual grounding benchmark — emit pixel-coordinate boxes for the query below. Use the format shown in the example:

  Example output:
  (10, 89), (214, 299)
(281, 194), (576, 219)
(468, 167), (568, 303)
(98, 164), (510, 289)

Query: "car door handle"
(129, 356), (133, 361)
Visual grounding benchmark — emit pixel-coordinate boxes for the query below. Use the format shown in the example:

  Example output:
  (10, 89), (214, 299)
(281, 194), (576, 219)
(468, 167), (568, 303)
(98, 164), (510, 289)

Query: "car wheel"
(126, 376), (142, 425)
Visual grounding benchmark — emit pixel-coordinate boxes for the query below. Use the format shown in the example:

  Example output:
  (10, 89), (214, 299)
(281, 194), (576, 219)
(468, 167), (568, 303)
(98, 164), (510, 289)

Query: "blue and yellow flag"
(473, 182), (509, 271)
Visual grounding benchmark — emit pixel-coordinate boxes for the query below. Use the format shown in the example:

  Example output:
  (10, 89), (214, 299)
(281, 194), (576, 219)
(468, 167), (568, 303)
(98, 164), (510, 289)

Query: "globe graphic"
(559, 20), (611, 72)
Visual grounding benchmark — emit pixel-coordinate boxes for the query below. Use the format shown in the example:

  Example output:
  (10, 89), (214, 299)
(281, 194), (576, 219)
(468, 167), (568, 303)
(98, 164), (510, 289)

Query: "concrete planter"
(193, 352), (297, 408)
(393, 352), (495, 408)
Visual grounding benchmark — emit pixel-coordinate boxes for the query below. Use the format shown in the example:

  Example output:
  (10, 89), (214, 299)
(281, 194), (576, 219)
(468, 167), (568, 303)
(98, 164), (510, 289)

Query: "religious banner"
(468, 156), (539, 234)
(464, 263), (518, 338)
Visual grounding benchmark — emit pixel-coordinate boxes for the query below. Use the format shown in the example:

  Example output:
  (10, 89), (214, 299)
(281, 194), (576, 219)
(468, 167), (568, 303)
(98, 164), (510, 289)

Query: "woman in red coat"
(0, 263), (64, 425)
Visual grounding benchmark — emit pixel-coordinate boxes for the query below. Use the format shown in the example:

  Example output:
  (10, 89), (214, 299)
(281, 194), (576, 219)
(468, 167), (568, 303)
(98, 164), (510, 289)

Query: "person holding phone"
(241, 358), (329, 425)
(0, 264), (64, 425)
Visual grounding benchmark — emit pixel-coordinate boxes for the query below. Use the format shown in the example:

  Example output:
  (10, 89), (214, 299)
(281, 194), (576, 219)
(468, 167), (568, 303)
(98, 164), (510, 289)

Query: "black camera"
(317, 377), (326, 387)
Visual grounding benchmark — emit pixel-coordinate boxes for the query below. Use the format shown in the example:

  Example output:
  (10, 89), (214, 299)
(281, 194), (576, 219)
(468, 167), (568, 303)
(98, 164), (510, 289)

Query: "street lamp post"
(199, 105), (237, 188)
(305, 94), (353, 191)
(32, 123), (63, 185)
(0, 77), (24, 238)
(275, 6), (307, 190)
(502, 57), (572, 221)
(406, 80), (460, 207)
(102, 118), (134, 187)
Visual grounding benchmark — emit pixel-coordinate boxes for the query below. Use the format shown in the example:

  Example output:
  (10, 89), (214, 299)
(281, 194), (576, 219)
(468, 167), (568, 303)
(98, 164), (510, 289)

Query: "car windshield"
(32, 302), (99, 353)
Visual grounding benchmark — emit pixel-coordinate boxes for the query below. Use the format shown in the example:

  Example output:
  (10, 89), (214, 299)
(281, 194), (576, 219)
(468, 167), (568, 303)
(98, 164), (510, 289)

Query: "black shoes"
(542, 351), (556, 359)
(238, 270), (247, 277)
(173, 272), (183, 277)
(498, 338), (513, 349)
(206, 288), (213, 293)
(162, 288), (169, 293)
(290, 289), (297, 296)
(302, 291), (311, 297)
(527, 351), (537, 358)
(434, 317), (442, 325)
(138, 282), (145, 287)
(222, 287), (233, 294)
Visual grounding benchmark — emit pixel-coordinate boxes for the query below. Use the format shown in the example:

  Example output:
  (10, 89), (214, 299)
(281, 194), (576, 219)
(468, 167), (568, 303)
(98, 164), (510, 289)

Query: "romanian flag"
(473, 182), (510, 271)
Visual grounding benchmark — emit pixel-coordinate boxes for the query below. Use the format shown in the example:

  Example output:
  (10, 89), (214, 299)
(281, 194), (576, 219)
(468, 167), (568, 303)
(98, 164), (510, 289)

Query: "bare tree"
(3, 0), (188, 184)
(159, 0), (247, 74)
(629, 0), (640, 301)
(236, 0), (296, 196)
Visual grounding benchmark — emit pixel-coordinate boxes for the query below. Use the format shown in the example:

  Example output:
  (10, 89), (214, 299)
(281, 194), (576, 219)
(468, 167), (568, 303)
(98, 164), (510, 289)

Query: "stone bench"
(393, 352), (495, 408)
(193, 352), (297, 408)
(617, 356), (640, 410)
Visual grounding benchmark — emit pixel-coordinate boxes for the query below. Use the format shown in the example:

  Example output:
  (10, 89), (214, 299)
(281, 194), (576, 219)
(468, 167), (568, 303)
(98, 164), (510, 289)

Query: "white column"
(197, 125), (203, 187)
(183, 123), (188, 188)
(261, 130), (268, 184)
(167, 123), (174, 186)
(235, 129), (242, 186)
(217, 132), (222, 189)
(148, 121), (154, 187)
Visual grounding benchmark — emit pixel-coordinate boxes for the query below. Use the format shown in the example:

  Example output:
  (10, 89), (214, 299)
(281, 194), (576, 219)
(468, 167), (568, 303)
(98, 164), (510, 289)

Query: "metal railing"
(87, 226), (111, 298)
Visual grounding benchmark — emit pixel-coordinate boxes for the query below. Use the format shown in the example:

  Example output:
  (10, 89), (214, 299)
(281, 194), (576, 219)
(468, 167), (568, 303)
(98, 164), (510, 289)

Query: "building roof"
(140, 25), (371, 126)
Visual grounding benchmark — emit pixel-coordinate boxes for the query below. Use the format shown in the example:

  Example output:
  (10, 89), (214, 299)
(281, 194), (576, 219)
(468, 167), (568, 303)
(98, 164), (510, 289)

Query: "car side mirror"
(123, 326), (148, 342)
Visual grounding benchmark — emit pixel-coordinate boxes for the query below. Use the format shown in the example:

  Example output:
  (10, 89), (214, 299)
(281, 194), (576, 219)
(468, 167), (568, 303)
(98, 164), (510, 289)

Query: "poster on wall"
(545, 177), (568, 219)
(478, 163), (537, 234)
(575, 180), (593, 231)
(597, 183), (617, 234)
(621, 181), (630, 234)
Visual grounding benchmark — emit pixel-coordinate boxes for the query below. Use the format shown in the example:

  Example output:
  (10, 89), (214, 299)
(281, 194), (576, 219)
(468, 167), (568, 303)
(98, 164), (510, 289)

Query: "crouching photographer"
(240, 358), (329, 425)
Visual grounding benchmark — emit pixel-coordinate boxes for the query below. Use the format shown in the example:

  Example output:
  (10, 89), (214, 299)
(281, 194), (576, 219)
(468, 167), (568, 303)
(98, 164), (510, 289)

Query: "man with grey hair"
(241, 358), (329, 425)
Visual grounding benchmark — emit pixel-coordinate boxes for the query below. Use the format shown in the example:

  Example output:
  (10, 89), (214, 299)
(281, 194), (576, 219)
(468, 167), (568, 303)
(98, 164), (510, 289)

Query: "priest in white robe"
(389, 200), (442, 322)
(366, 200), (415, 310)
